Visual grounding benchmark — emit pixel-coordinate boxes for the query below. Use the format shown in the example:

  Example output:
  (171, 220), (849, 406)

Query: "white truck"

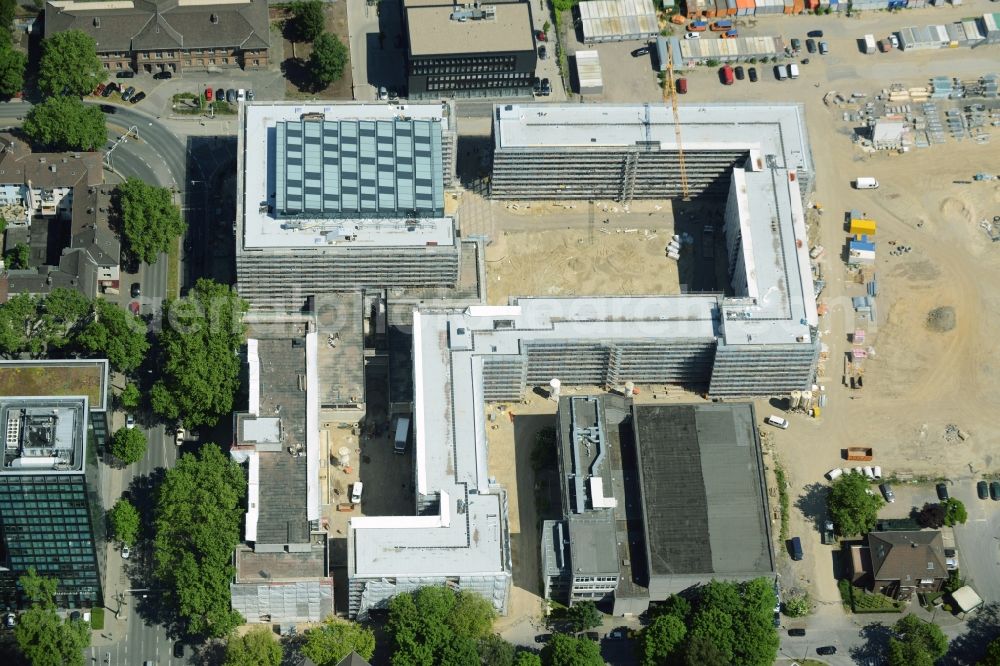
(862, 34), (877, 55)
(853, 177), (879, 189)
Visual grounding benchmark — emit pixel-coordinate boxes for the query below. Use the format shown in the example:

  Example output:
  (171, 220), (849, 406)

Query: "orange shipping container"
(793, 0), (804, 12)
(735, 0), (755, 13)
(783, 2), (793, 14)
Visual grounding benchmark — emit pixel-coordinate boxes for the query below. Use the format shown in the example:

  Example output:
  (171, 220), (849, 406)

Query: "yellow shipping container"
(850, 219), (877, 235)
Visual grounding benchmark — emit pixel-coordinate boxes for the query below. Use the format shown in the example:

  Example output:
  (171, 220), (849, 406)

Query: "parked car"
(121, 545), (131, 559)
(153, 70), (173, 80)
(936, 482), (950, 501)
(216, 88), (225, 102)
(94, 83), (106, 96)
(125, 414), (136, 429)
(3, 613), (15, 629)
(788, 627), (806, 636)
(978, 480), (989, 500)
(247, 89), (255, 101)
(131, 282), (141, 297)
(99, 104), (116, 114)
(748, 66), (758, 82)
(534, 634), (551, 644)
(790, 38), (801, 51)
(173, 642), (185, 658)
(130, 91), (146, 104)
(128, 301), (140, 316)
(819, 41), (829, 55)
(631, 46), (650, 58)
(806, 38), (817, 53)
(880, 483), (895, 503)
(807, 29), (824, 38)
(538, 45), (547, 60)
(350, 481), (363, 504)
(237, 88), (246, 102)
(685, 32), (701, 40)
(774, 65), (787, 81)
(607, 627), (628, 640)
(817, 646), (837, 656)
(721, 64), (734, 85)
(534, 29), (546, 42)
(991, 480), (1000, 501)
(540, 77), (551, 96)
(102, 82), (118, 97)
(734, 65), (745, 80)
(773, 612), (780, 628)
(205, 88), (213, 101)
(225, 89), (236, 103)
(789, 536), (803, 561)
(116, 70), (135, 79)
(889, 34), (899, 49)
(676, 77), (687, 94)
(120, 86), (135, 102)
(765, 415), (789, 429)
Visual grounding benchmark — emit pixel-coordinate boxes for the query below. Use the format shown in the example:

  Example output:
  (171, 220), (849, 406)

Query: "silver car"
(879, 483), (895, 503)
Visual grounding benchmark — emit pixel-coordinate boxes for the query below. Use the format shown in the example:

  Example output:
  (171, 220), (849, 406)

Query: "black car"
(631, 46), (650, 58)
(173, 642), (185, 658)
(807, 29), (824, 38)
(153, 71), (173, 80)
(102, 82), (118, 97)
(992, 481), (1000, 501)
(748, 66), (758, 82)
(817, 646), (837, 656)
(226, 89), (236, 103)
(247, 89), (256, 101)
(773, 612), (780, 628)
(121, 86), (136, 102)
(99, 104), (116, 114)
(788, 628), (806, 637)
(790, 38), (801, 52)
(538, 45), (547, 60)
(734, 65), (745, 80)
(130, 91), (146, 104)
(540, 77), (551, 96)
(534, 634), (551, 644)
(130, 282), (141, 298)
(978, 480), (989, 499)
(116, 70), (135, 79)
(936, 482), (949, 501)
(216, 88), (225, 102)
(806, 38), (817, 53)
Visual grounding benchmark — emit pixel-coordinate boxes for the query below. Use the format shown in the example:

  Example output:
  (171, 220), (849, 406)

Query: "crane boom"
(662, 48), (690, 200)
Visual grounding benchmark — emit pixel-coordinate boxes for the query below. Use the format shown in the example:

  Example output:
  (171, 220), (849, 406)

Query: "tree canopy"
(541, 633), (602, 666)
(111, 426), (147, 464)
(387, 586), (497, 666)
(513, 653), (542, 666)
(291, 0), (325, 42)
(300, 618), (375, 665)
(0, 39), (26, 98)
(120, 383), (141, 409)
(827, 471), (883, 536)
(77, 298), (149, 373)
(115, 177), (186, 266)
(5, 241), (28, 268)
(888, 615), (948, 666)
(639, 613), (686, 666)
(23, 95), (106, 152)
(564, 601), (602, 633)
(38, 30), (104, 97)
(150, 279), (247, 428)
(944, 498), (968, 526)
(109, 498), (140, 546)
(982, 636), (1000, 666)
(309, 33), (349, 89)
(224, 626), (283, 666)
(154, 443), (245, 637)
(14, 569), (91, 666)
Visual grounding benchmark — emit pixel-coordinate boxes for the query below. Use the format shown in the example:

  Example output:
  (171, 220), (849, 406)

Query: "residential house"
(849, 530), (948, 600)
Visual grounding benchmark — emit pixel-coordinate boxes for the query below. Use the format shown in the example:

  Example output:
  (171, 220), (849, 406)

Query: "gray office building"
(490, 103), (814, 203)
(236, 102), (469, 310)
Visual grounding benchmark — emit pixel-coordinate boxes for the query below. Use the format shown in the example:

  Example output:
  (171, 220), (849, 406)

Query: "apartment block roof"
(45, 0), (270, 52)
(406, 2), (534, 57)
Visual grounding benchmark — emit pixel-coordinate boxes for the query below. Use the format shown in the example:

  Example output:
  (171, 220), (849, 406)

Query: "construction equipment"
(663, 47), (690, 200)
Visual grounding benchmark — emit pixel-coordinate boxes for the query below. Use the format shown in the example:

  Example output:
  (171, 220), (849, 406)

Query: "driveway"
(953, 485), (1000, 604)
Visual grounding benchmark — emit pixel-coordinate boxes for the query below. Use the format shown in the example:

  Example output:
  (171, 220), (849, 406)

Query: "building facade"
(44, 0), (269, 75)
(403, 0), (537, 99)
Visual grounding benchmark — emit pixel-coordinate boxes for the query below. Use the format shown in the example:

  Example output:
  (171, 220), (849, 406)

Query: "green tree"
(77, 298), (149, 373)
(650, 594), (691, 622)
(0, 40), (26, 98)
(944, 498), (968, 526)
(154, 443), (245, 637)
(0, 0), (16, 31)
(0, 289), (94, 357)
(115, 177), (186, 266)
(942, 568), (964, 595)
(688, 606), (734, 664)
(300, 618), (375, 665)
(565, 600), (602, 633)
(224, 626), (283, 666)
(783, 593), (811, 617)
(41, 288), (92, 349)
(478, 634), (515, 666)
(150, 279), (247, 428)
(982, 636), (1000, 666)
(108, 498), (140, 545)
(5, 241), (28, 268)
(23, 95), (106, 151)
(887, 615), (948, 666)
(37, 30), (104, 96)
(387, 586), (497, 664)
(120, 383), (141, 409)
(731, 578), (779, 666)
(541, 633), (602, 666)
(513, 653), (542, 666)
(309, 32), (349, 89)
(0, 293), (40, 355)
(14, 569), (91, 666)
(111, 426), (147, 464)
(291, 0), (325, 42)
(827, 471), (883, 536)
(639, 613), (686, 666)
(683, 633), (726, 666)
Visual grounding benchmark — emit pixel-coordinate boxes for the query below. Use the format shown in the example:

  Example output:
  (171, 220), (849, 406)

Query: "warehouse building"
(577, 0), (659, 44)
(668, 35), (786, 66)
(490, 102), (814, 202)
(403, 0), (537, 99)
(542, 398), (774, 615)
(236, 102), (476, 310)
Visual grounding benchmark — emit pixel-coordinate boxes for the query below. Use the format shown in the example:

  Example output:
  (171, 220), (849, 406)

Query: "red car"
(205, 88), (213, 101)
(534, 29), (546, 42)
(721, 65), (734, 85)
(128, 301), (140, 316)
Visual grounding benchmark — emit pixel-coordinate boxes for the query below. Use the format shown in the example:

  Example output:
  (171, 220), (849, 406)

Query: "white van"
(350, 482), (363, 504)
(774, 65), (787, 81)
(825, 468), (844, 481)
(788, 64), (800, 79)
(765, 415), (789, 429)
(237, 88), (246, 102)
(393, 416), (410, 455)
(853, 177), (879, 189)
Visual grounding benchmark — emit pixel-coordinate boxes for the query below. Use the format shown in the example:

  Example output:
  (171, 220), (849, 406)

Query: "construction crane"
(662, 47), (690, 200)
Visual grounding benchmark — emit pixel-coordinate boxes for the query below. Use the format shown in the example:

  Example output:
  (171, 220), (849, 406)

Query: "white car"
(685, 32), (701, 40)
(765, 415), (789, 429)
(350, 481), (363, 504)
(237, 88), (246, 102)
(888, 34), (899, 49)
(125, 414), (136, 429)
(121, 545), (131, 559)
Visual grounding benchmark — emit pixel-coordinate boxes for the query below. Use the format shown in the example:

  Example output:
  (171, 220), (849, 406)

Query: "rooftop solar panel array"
(274, 118), (444, 219)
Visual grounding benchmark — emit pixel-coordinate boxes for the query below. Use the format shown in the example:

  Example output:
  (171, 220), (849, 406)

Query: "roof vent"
(210, 13), (219, 24)
(49, 165), (56, 172)
(93, 17), (100, 28)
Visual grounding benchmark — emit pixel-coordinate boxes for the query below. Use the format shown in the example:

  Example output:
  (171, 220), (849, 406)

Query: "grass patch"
(774, 459), (790, 543)
(0, 363), (104, 407)
(89, 606), (104, 630)
(167, 235), (180, 299)
(838, 579), (904, 613)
